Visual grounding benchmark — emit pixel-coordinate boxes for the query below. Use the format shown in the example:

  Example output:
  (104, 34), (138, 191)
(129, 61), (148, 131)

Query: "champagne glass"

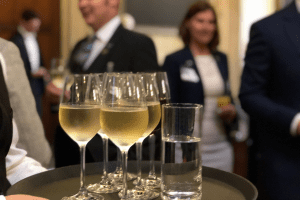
(144, 71), (171, 189)
(101, 73), (148, 199)
(59, 74), (104, 200)
(128, 73), (161, 199)
(50, 58), (70, 89)
(87, 73), (121, 194)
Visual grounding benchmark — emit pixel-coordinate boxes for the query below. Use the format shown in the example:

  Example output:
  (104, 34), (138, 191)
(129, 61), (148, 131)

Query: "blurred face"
(78, 0), (110, 31)
(23, 18), (41, 33)
(187, 9), (216, 46)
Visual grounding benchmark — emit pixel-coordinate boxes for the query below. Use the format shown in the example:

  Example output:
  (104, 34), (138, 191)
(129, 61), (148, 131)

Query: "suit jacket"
(10, 31), (45, 98)
(68, 24), (159, 73)
(0, 62), (12, 195)
(239, 1), (300, 151)
(0, 38), (52, 168)
(162, 47), (231, 105)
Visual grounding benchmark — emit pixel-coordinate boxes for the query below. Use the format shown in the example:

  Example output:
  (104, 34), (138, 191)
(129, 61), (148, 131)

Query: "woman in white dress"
(162, 1), (237, 172)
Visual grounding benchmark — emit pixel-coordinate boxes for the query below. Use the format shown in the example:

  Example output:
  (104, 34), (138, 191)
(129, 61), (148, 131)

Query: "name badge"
(180, 67), (200, 83)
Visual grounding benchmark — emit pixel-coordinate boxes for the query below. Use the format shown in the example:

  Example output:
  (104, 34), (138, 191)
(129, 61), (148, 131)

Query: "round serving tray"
(7, 161), (257, 200)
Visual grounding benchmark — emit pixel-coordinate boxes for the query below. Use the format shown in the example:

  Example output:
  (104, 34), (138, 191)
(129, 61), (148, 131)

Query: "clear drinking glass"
(59, 74), (104, 200)
(87, 73), (121, 194)
(161, 103), (203, 200)
(144, 72), (171, 189)
(101, 73), (148, 199)
(128, 73), (161, 199)
(50, 58), (70, 89)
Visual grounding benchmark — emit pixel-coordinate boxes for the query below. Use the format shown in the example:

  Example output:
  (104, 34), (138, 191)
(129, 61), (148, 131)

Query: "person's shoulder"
(252, 4), (291, 30)
(0, 38), (20, 54)
(121, 28), (154, 45)
(213, 50), (226, 57)
(10, 32), (23, 44)
(166, 47), (191, 60)
(72, 36), (89, 50)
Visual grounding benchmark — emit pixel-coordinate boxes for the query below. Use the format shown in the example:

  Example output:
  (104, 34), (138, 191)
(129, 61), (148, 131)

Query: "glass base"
(127, 187), (160, 200)
(87, 181), (121, 194)
(134, 177), (161, 189)
(61, 191), (104, 200)
(108, 172), (137, 182)
(161, 192), (202, 200)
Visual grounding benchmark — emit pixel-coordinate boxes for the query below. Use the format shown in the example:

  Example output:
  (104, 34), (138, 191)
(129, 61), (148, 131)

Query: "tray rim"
(7, 161), (258, 200)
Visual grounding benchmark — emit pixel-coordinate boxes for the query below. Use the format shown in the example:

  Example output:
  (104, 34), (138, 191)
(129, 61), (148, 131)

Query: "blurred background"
(0, 0), (293, 175)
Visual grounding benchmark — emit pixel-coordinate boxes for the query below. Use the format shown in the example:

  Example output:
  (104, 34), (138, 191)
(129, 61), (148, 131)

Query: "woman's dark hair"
(21, 10), (40, 21)
(179, 1), (219, 51)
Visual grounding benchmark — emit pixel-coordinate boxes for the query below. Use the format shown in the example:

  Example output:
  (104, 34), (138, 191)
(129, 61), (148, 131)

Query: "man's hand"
(31, 67), (48, 78)
(45, 82), (63, 104)
(6, 195), (48, 200)
(217, 103), (237, 124)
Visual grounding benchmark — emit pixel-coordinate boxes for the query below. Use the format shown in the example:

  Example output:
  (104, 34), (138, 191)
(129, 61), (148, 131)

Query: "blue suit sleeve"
(239, 23), (297, 133)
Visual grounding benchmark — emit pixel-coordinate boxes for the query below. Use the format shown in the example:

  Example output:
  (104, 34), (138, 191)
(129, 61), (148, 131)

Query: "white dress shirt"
(18, 26), (41, 73)
(83, 15), (121, 71)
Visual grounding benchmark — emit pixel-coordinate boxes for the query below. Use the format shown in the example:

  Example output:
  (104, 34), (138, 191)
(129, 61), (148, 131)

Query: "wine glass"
(101, 73), (149, 199)
(87, 73), (121, 194)
(59, 74), (104, 200)
(50, 58), (70, 89)
(144, 71), (171, 189)
(128, 73), (161, 199)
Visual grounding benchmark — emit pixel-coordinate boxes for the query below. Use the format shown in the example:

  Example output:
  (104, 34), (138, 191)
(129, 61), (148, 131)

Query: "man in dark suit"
(55, 0), (160, 167)
(239, 1), (300, 199)
(10, 10), (46, 117)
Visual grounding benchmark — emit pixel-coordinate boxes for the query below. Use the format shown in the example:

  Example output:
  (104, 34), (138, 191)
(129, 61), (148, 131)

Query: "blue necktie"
(74, 35), (97, 69)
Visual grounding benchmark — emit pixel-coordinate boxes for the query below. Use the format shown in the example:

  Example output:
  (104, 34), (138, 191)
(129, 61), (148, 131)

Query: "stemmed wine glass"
(87, 73), (121, 194)
(128, 73), (161, 199)
(59, 74), (104, 200)
(100, 73), (149, 199)
(144, 71), (171, 189)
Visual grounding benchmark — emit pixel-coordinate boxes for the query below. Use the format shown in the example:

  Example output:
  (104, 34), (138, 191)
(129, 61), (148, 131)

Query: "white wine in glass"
(101, 73), (148, 199)
(87, 73), (121, 194)
(59, 74), (103, 200)
(129, 73), (161, 199)
(59, 104), (101, 142)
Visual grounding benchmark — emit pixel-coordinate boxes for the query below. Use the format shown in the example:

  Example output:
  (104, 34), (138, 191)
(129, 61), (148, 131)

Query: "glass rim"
(162, 103), (203, 109)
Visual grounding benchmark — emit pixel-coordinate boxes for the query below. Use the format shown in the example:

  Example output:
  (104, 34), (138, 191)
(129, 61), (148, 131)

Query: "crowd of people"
(0, 0), (300, 199)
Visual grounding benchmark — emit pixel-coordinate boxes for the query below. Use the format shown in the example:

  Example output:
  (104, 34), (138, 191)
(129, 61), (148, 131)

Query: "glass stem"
(136, 140), (143, 186)
(148, 134), (156, 179)
(103, 137), (108, 178)
(121, 150), (129, 198)
(117, 149), (122, 172)
(79, 144), (87, 194)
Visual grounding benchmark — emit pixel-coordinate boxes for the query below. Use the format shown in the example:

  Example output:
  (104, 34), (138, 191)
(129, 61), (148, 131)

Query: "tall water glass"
(161, 103), (203, 200)
(59, 74), (103, 200)
(101, 73), (148, 199)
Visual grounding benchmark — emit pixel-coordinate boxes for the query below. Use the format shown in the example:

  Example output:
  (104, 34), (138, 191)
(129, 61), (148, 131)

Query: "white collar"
(296, 0), (300, 13)
(17, 25), (37, 38)
(94, 15), (121, 43)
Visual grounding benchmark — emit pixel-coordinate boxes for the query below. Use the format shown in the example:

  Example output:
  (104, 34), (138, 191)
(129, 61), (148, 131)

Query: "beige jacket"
(0, 38), (52, 168)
